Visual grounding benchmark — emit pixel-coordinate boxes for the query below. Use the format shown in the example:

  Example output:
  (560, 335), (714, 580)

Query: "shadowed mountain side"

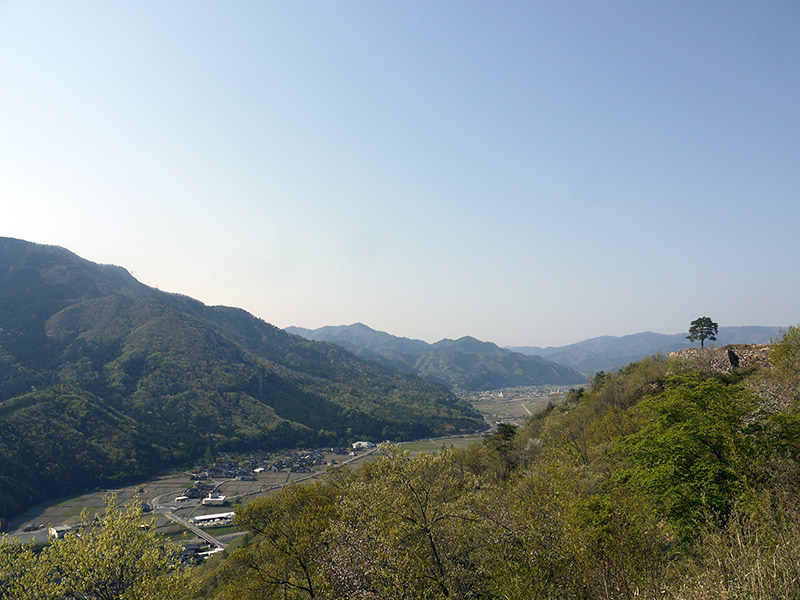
(286, 324), (586, 390)
(0, 238), (485, 519)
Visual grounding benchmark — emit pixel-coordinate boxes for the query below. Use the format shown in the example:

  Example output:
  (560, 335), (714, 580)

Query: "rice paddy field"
(463, 385), (575, 426)
(400, 434), (485, 454)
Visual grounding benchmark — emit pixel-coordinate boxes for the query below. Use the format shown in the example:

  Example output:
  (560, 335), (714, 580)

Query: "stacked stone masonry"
(669, 345), (771, 375)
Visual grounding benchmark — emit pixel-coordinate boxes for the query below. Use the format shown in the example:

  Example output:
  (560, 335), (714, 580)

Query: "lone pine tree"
(687, 316), (719, 349)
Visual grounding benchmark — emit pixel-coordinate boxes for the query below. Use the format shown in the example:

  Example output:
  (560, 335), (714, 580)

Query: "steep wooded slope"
(0, 238), (484, 518)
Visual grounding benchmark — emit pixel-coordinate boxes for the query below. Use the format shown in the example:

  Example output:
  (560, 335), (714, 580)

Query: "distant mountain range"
(507, 327), (783, 374)
(285, 323), (587, 390)
(288, 323), (785, 380)
(0, 238), (485, 519)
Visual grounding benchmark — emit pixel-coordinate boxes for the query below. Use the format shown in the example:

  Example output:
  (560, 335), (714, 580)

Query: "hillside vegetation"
(194, 329), (800, 600)
(0, 238), (485, 519)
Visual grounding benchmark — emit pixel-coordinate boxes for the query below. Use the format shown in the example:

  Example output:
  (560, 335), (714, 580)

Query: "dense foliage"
(193, 329), (800, 599)
(0, 238), (485, 518)
(0, 497), (197, 599)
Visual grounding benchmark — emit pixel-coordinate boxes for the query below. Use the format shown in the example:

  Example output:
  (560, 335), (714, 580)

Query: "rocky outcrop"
(669, 345), (771, 375)
(669, 345), (797, 414)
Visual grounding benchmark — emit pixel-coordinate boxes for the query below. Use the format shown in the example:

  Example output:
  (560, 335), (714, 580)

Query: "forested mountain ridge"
(287, 322), (431, 355)
(0, 238), (485, 519)
(285, 323), (586, 390)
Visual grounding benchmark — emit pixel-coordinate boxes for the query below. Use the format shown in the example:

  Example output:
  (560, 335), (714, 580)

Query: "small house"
(48, 525), (72, 539)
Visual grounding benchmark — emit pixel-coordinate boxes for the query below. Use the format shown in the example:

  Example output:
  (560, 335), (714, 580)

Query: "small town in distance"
(8, 441), (382, 555)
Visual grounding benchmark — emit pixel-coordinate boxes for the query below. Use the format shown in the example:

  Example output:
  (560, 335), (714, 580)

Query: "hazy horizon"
(2, 2), (798, 347)
(285, 319), (784, 349)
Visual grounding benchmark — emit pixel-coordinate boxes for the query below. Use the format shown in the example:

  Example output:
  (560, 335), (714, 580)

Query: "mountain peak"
(432, 336), (502, 354)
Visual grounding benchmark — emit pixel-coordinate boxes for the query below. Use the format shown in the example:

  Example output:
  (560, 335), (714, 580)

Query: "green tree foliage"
(621, 374), (760, 535)
(0, 387), (148, 518)
(196, 342), (800, 598)
(0, 497), (196, 599)
(771, 324), (800, 377)
(667, 497), (800, 600)
(481, 422), (520, 478)
(486, 447), (666, 599)
(210, 482), (337, 600)
(209, 445), (497, 600)
(686, 316), (719, 349)
(324, 445), (493, 600)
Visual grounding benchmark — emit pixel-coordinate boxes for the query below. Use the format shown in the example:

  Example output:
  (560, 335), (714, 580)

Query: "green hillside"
(0, 238), (485, 519)
(193, 333), (800, 600)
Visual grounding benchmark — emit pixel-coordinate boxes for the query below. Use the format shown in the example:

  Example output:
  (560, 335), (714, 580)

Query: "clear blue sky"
(2, 1), (798, 347)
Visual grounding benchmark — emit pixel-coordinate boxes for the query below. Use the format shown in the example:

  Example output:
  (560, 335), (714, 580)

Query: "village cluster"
(27, 442), (379, 545)
(189, 443), (373, 479)
(176, 442), (376, 506)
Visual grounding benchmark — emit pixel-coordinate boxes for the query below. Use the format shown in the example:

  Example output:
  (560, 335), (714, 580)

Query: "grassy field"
(471, 397), (552, 423)
(200, 524), (241, 537)
(401, 434), (485, 454)
(55, 493), (91, 507)
(160, 527), (196, 542)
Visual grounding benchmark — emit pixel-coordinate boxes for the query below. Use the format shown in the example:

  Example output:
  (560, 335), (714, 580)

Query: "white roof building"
(190, 512), (235, 523)
(202, 493), (227, 506)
